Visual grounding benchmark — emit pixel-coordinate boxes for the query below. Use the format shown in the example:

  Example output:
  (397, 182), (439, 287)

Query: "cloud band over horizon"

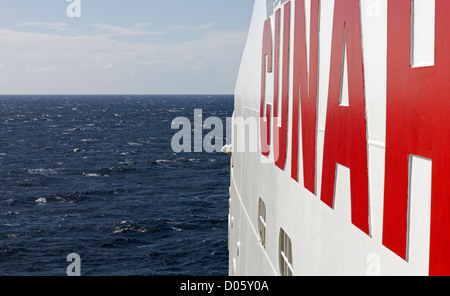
(0, 1), (253, 95)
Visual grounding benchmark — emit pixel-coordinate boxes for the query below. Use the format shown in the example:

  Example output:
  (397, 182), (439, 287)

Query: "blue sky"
(0, 0), (254, 94)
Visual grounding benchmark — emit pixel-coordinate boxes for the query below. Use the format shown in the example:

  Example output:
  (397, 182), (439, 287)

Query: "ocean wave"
(35, 197), (47, 205)
(0, 95), (232, 276)
(83, 173), (109, 178)
(54, 196), (66, 202)
(112, 221), (148, 234)
(4, 211), (19, 216)
(127, 142), (142, 146)
(4, 223), (21, 228)
(26, 168), (58, 176)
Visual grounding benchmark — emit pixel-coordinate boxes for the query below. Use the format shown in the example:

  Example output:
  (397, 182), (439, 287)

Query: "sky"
(0, 0), (255, 94)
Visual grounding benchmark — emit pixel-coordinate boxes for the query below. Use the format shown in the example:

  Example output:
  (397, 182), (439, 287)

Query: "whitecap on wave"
(83, 173), (109, 177)
(27, 168), (58, 175)
(127, 142), (142, 146)
(112, 220), (147, 234)
(4, 211), (19, 216)
(35, 197), (47, 205)
(5, 223), (20, 227)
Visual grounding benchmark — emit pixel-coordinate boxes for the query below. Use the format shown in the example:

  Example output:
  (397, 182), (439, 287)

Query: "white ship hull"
(228, 0), (449, 276)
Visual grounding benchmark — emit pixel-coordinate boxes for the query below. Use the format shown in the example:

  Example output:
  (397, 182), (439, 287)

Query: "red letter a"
(320, 0), (370, 235)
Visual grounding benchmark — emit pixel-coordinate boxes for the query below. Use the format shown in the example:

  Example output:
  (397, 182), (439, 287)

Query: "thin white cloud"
(168, 22), (215, 31)
(0, 25), (247, 94)
(132, 23), (151, 29)
(104, 62), (114, 70)
(17, 22), (70, 31)
(90, 24), (164, 37)
(25, 65), (58, 72)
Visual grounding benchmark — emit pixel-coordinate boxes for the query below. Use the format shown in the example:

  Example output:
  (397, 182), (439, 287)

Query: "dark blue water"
(0, 95), (232, 276)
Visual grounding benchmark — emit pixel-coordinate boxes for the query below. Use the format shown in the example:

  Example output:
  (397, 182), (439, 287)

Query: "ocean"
(0, 95), (233, 276)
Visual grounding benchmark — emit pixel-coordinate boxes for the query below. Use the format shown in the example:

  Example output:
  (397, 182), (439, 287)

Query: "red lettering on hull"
(259, 0), (449, 274)
(260, 17), (273, 158)
(320, 0), (369, 235)
(273, 4), (290, 169)
(291, 0), (319, 193)
(382, 0), (450, 276)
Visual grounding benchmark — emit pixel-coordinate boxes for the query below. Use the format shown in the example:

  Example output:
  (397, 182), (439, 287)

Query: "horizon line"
(0, 93), (234, 96)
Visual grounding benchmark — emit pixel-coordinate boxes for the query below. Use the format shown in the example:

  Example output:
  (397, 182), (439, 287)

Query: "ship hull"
(229, 0), (449, 276)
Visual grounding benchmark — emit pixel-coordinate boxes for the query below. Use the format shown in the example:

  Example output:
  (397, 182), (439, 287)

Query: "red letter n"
(291, 0), (320, 194)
